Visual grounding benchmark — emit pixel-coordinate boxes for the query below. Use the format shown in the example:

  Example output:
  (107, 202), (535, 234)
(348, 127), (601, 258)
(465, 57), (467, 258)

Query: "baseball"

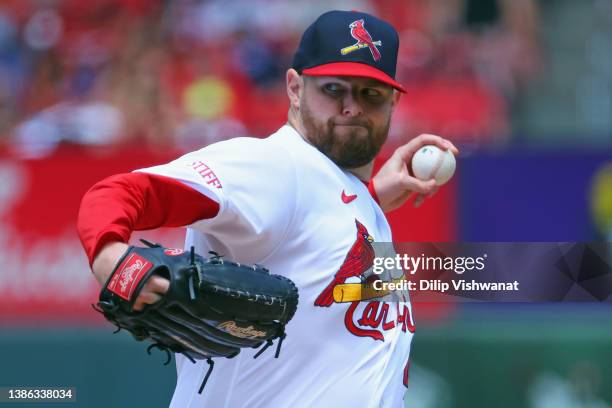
(411, 145), (456, 186)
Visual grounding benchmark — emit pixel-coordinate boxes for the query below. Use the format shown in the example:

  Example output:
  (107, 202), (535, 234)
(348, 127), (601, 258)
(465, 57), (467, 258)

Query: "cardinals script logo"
(340, 19), (382, 61)
(314, 220), (415, 341)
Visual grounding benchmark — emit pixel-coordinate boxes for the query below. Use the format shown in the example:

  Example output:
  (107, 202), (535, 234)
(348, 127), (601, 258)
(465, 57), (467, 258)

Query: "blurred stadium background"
(0, 0), (610, 407)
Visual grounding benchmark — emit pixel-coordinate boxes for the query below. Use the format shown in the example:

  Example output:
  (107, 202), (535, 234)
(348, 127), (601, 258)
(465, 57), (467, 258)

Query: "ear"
(286, 69), (303, 111)
(391, 90), (401, 108)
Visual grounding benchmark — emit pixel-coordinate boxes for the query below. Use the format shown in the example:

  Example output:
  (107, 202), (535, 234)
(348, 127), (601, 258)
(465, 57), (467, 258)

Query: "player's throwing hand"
(372, 134), (459, 212)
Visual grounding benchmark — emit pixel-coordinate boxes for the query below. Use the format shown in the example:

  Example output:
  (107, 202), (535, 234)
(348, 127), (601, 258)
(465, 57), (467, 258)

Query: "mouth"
(333, 124), (368, 129)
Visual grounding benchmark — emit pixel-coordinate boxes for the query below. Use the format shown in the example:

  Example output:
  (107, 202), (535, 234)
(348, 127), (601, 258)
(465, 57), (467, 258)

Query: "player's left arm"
(371, 134), (459, 212)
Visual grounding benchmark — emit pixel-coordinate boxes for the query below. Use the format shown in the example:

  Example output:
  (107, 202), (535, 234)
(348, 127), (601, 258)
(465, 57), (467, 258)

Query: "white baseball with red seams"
(411, 145), (456, 186)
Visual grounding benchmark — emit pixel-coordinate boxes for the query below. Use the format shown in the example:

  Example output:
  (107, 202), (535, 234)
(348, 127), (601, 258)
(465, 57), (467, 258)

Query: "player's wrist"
(91, 241), (129, 286)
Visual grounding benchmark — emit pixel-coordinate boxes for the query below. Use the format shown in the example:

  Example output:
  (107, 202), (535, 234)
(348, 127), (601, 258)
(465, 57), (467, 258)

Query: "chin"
(330, 146), (377, 169)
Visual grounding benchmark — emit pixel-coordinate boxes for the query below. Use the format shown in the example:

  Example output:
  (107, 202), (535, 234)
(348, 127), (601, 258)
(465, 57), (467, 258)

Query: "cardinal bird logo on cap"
(340, 19), (382, 61)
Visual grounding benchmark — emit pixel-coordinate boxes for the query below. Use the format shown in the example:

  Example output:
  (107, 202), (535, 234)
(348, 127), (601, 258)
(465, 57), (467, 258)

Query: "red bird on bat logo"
(348, 19), (381, 61)
(314, 219), (375, 307)
(314, 219), (416, 341)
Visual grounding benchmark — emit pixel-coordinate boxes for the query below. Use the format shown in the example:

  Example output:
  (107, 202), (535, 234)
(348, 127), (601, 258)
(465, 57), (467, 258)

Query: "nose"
(341, 93), (363, 117)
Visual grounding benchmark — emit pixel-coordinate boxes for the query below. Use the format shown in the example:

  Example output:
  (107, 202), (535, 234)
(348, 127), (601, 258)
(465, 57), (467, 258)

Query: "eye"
(323, 83), (344, 95)
(362, 88), (382, 98)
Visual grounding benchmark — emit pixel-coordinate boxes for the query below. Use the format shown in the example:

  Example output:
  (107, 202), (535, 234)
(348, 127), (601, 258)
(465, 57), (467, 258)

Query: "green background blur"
(3, 305), (612, 408)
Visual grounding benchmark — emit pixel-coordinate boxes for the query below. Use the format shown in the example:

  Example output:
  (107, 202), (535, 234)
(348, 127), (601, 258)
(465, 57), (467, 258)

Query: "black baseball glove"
(94, 240), (298, 392)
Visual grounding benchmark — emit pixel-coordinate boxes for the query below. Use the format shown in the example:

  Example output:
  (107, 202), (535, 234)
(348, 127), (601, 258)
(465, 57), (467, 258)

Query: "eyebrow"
(315, 77), (392, 90)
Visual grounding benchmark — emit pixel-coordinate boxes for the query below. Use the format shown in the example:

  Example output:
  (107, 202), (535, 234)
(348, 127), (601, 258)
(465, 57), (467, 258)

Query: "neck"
(346, 162), (374, 181)
(287, 108), (305, 140)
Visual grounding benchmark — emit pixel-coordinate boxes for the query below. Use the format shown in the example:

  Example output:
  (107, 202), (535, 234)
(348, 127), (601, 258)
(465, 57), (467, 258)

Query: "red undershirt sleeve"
(77, 172), (220, 266)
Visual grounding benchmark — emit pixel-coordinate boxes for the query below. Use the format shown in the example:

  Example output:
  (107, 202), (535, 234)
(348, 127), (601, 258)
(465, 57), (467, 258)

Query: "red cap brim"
(302, 62), (406, 93)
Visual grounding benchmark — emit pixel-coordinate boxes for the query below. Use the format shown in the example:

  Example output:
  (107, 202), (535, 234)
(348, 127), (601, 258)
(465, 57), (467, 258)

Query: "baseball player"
(77, 10), (458, 408)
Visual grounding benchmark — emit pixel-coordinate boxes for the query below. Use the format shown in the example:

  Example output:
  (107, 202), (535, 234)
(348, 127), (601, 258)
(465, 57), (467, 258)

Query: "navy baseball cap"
(292, 10), (406, 93)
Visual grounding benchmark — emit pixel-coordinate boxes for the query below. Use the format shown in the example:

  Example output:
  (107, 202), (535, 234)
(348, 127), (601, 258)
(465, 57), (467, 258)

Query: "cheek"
(368, 105), (393, 126)
(309, 94), (342, 116)
(365, 99), (393, 114)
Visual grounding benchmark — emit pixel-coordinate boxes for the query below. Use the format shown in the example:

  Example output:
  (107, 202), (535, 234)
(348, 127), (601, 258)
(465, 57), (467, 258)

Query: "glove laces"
(198, 358), (215, 394)
(253, 327), (287, 359)
(147, 343), (172, 365)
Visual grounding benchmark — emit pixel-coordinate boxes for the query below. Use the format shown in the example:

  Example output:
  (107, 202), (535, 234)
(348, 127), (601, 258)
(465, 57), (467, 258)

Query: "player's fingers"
(417, 134), (459, 155)
(133, 291), (163, 311)
(422, 135), (459, 155)
(447, 142), (459, 155)
(394, 143), (418, 162)
(147, 276), (170, 294)
(400, 176), (436, 194)
(395, 134), (457, 161)
(411, 185), (439, 209)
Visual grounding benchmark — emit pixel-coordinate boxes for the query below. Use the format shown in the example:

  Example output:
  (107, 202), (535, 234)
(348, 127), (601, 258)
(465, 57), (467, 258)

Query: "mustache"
(329, 117), (373, 128)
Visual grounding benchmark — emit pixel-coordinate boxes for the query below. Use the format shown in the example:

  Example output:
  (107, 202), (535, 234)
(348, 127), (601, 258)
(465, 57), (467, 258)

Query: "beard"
(300, 101), (390, 168)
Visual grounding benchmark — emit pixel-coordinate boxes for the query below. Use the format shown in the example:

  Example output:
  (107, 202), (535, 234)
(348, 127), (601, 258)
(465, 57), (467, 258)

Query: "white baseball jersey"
(138, 125), (415, 408)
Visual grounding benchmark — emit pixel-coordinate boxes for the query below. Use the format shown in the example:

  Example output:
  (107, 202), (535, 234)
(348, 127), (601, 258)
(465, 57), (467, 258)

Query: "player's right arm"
(78, 136), (298, 311)
(77, 172), (221, 310)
